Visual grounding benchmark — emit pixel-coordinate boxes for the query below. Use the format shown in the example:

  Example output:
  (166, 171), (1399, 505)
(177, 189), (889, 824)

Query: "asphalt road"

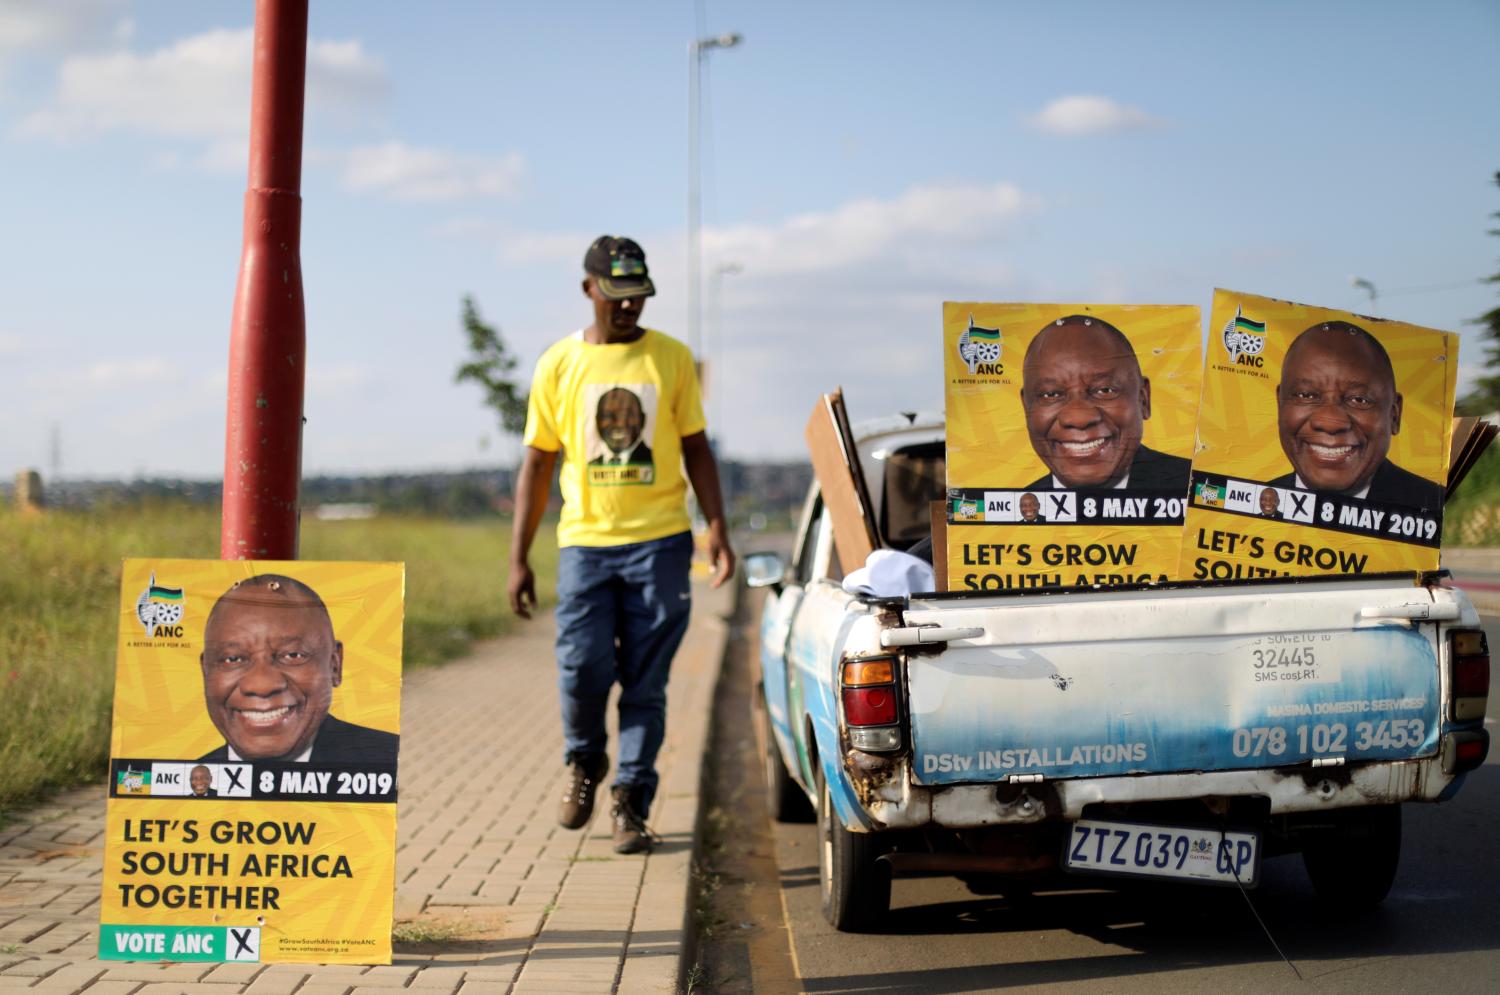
(765, 616), (1500, 994)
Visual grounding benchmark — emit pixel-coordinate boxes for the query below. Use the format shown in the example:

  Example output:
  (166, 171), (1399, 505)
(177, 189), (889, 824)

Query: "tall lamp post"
(709, 261), (741, 519)
(688, 29), (741, 359)
(1350, 275), (1378, 309)
(708, 261), (743, 433)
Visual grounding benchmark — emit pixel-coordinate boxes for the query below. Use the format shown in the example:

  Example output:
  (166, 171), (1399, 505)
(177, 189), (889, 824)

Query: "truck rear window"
(881, 442), (945, 551)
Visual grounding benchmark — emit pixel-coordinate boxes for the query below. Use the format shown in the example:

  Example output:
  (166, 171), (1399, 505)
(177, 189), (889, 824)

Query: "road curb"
(615, 579), (737, 994)
(671, 578), (740, 994)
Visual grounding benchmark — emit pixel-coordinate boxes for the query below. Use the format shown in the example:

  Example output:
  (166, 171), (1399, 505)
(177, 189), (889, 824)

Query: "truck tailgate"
(903, 579), (1443, 785)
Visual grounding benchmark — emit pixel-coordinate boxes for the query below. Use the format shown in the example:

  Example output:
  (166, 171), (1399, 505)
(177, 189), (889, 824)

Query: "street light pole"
(709, 260), (742, 433)
(709, 261), (741, 523)
(687, 29), (741, 359)
(1351, 275), (1378, 310)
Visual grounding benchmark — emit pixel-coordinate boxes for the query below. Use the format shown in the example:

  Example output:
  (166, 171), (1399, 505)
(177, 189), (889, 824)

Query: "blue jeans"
(554, 530), (694, 816)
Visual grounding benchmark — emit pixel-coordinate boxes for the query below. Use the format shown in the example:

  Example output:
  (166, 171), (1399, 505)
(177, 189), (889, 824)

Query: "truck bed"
(853, 573), (1478, 829)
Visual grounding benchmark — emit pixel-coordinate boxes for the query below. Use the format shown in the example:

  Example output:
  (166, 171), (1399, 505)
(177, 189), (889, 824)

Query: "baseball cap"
(584, 236), (656, 300)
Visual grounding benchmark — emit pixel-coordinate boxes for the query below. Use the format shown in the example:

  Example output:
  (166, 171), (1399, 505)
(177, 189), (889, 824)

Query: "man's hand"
(680, 431), (736, 588)
(509, 446), (557, 620)
(706, 520), (736, 589)
(508, 559), (537, 618)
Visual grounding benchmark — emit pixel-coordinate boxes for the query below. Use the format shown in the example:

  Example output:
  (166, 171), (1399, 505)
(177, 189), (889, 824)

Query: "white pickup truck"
(745, 408), (1491, 932)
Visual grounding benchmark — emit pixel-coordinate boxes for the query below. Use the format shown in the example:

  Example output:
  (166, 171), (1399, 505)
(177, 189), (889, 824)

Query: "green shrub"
(1444, 445), (1500, 546)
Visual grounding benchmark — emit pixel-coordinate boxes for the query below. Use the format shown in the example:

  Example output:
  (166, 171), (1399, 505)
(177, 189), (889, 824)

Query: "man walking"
(508, 235), (735, 853)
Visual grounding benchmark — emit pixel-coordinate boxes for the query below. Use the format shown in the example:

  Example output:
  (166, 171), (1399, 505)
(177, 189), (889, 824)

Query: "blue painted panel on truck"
(909, 625), (1439, 784)
(788, 583), (871, 829)
(758, 585), (804, 771)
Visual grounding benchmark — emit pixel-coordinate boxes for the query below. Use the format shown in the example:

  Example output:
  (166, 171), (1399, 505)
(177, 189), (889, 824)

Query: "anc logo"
(1195, 479), (1225, 508)
(956, 314), (1003, 375)
(950, 497), (982, 521)
(116, 768), (150, 795)
(1222, 306), (1266, 366)
(136, 574), (185, 637)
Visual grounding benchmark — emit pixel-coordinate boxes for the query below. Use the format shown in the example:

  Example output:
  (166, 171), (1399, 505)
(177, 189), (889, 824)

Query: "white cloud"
(1028, 95), (1162, 136)
(307, 38), (388, 111)
(702, 181), (1037, 277)
(484, 183), (1032, 279)
(15, 24), (514, 203)
(22, 28), (252, 140)
(0, 0), (123, 56)
(18, 28), (386, 141)
(341, 142), (525, 202)
(0, 0), (126, 100)
(653, 181), (1043, 458)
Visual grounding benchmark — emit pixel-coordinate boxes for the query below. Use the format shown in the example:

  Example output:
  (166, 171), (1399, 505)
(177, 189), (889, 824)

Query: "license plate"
(1063, 818), (1260, 886)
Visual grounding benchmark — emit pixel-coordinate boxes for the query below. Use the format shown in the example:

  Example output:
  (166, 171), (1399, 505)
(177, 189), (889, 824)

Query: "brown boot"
(610, 786), (654, 854)
(558, 754), (609, 830)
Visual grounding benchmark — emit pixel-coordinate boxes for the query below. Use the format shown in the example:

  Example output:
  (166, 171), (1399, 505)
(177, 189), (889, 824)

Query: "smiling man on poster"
(1270, 320), (1444, 510)
(197, 574), (399, 765)
(1019, 315), (1191, 492)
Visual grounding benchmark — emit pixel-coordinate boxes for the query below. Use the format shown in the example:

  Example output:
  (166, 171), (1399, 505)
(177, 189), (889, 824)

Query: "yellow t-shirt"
(523, 327), (706, 548)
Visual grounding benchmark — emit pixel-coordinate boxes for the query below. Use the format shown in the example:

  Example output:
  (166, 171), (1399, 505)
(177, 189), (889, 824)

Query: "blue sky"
(2, 0), (1497, 479)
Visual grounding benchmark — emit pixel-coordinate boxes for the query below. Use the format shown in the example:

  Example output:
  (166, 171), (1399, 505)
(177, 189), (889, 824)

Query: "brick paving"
(0, 579), (734, 994)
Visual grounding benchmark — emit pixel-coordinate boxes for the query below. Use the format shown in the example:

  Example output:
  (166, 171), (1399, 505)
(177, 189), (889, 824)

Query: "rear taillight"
(841, 655), (901, 751)
(1442, 730), (1489, 775)
(1450, 629), (1490, 722)
(843, 687), (897, 725)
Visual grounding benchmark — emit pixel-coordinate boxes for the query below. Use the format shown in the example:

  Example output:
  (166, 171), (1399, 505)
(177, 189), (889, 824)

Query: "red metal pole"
(222, 0), (308, 560)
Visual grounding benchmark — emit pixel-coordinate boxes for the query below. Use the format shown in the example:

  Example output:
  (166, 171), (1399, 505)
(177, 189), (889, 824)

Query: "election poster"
(1180, 289), (1456, 580)
(101, 559), (404, 965)
(944, 302), (1202, 592)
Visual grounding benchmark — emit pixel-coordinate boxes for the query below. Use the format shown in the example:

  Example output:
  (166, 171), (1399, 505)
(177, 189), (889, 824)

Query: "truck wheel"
(757, 698), (814, 823)
(817, 770), (891, 932)
(1302, 804), (1402, 911)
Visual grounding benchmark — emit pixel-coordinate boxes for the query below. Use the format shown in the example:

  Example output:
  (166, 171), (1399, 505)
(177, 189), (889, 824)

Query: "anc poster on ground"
(101, 559), (404, 965)
(1180, 289), (1456, 580)
(944, 302), (1201, 591)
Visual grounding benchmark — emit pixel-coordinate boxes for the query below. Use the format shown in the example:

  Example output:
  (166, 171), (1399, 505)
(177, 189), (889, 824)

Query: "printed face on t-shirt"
(583, 382), (660, 484)
(596, 388), (645, 454)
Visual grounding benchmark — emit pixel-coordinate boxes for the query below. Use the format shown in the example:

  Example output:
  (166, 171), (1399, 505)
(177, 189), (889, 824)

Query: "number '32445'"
(1252, 647), (1315, 668)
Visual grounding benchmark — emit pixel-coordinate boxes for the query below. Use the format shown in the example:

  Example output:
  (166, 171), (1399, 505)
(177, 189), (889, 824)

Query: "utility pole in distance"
(687, 22), (741, 359)
(222, 0), (308, 560)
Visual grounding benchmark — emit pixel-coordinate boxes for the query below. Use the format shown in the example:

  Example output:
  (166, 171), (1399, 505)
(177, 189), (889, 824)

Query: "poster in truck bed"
(101, 559), (404, 965)
(1180, 289), (1456, 580)
(944, 302), (1201, 591)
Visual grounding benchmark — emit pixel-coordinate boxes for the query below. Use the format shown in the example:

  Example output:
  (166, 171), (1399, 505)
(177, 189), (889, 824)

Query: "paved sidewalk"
(0, 578), (735, 994)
